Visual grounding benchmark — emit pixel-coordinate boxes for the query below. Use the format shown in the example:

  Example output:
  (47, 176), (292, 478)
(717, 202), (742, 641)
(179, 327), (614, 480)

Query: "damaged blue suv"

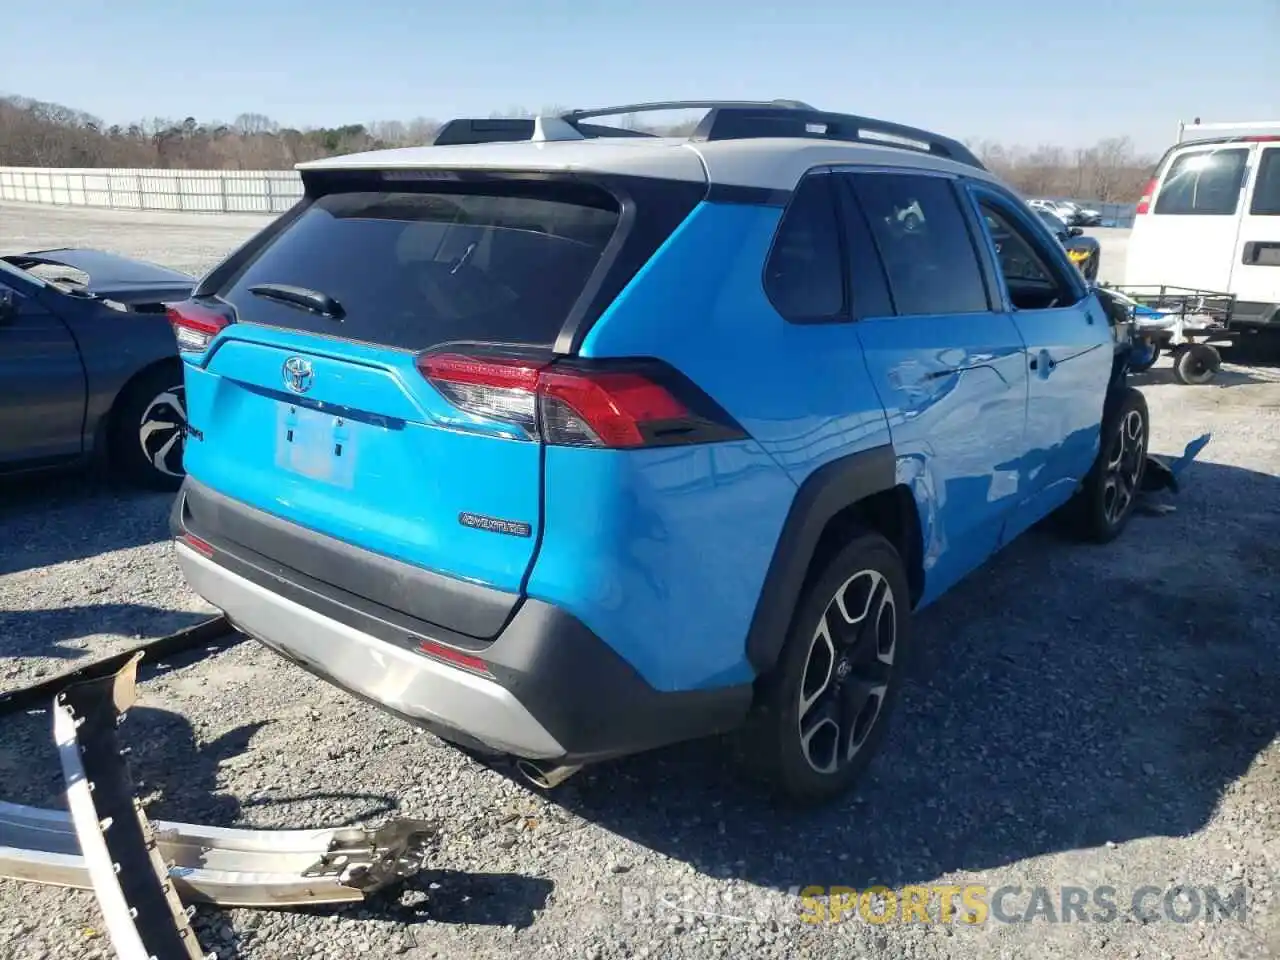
(170, 101), (1154, 804)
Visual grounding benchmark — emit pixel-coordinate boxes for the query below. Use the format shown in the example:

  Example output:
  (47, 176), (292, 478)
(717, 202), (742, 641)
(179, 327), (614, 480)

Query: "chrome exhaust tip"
(515, 759), (582, 790)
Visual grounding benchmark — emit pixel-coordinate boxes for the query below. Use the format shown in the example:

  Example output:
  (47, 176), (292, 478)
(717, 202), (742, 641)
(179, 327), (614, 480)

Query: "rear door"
(179, 181), (625, 599)
(1126, 144), (1251, 292)
(1230, 144), (1280, 314)
(0, 272), (86, 468)
(837, 170), (1030, 602)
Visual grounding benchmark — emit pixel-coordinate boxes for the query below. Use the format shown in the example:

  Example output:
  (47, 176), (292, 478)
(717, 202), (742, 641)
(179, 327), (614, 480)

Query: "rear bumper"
(171, 480), (752, 764)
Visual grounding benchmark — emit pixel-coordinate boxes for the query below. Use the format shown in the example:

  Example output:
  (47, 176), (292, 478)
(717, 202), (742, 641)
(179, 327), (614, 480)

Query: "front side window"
(1154, 148), (1248, 216)
(977, 200), (1077, 311)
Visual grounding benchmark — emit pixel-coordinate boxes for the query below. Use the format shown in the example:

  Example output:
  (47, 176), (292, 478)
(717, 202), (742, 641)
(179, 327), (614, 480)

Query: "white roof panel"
(298, 134), (1005, 193)
(692, 137), (1004, 191)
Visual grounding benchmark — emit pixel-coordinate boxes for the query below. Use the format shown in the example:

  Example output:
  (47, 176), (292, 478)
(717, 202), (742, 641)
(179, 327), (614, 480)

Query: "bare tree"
(234, 113), (278, 136)
(0, 92), (1161, 200)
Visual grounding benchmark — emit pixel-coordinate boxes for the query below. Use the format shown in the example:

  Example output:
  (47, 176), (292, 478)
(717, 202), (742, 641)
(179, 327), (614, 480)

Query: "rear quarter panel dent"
(526, 439), (796, 692)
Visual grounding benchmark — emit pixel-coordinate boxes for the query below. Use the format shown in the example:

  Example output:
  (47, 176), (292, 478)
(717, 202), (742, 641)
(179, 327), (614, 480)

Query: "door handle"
(1029, 353), (1057, 373)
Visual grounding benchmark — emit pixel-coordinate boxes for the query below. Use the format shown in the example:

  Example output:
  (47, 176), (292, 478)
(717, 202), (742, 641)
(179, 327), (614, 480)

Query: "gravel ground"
(0, 202), (1277, 960)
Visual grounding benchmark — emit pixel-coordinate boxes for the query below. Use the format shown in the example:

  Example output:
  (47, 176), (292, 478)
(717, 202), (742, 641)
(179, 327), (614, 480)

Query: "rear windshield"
(1154, 148), (1248, 216)
(221, 186), (620, 349)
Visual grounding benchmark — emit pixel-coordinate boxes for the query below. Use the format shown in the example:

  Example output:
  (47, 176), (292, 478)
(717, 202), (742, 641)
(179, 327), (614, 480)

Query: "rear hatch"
(175, 177), (626, 637)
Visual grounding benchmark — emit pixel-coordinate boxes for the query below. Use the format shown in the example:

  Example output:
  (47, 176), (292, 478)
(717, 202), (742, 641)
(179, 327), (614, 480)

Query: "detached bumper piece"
(0, 654), (436, 958)
(1142, 433), (1212, 495)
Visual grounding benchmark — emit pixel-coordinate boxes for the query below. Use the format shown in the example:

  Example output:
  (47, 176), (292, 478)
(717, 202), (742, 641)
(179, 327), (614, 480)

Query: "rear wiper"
(248, 283), (345, 320)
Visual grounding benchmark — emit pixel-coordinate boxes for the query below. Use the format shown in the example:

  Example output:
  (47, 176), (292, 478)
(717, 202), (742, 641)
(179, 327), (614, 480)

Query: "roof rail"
(1177, 117), (1280, 143)
(432, 116), (656, 146)
(431, 100), (986, 169)
(562, 100), (984, 168)
(560, 99), (818, 122)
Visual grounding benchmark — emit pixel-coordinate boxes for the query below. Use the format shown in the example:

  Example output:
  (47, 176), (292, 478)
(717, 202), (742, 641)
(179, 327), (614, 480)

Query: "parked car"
(169, 100), (1151, 805)
(1124, 120), (1280, 328)
(1028, 198), (1101, 227)
(1056, 200), (1103, 226)
(1035, 208), (1102, 280)
(0, 248), (193, 489)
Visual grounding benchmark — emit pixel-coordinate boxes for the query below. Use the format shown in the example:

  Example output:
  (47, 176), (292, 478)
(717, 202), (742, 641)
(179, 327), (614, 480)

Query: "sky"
(3, 0), (1276, 155)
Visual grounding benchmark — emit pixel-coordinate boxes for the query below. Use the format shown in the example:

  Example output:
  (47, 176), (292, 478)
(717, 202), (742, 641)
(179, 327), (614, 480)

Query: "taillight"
(418, 354), (542, 437)
(1135, 176), (1158, 215)
(416, 352), (746, 449)
(168, 300), (233, 353)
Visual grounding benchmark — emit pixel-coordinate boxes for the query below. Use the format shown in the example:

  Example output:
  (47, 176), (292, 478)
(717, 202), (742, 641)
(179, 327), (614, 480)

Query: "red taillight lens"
(415, 352), (744, 449)
(1135, 177), (1158, 215)
(168, 301), (232, 353)
(540, 370), (689, 447)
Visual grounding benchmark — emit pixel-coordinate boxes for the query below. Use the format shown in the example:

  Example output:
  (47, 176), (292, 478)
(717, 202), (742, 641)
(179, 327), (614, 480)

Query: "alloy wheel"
(1102, 408), (1145, 526)
(797, 569), (897, 775)
(138, 384), (188, 478)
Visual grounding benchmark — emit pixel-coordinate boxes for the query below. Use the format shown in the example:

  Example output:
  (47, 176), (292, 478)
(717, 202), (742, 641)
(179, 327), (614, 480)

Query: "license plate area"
(275, 402), (356, 488)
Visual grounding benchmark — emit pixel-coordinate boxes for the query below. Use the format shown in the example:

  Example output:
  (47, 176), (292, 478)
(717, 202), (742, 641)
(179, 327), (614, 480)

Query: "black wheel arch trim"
(744, 443), (898, 676)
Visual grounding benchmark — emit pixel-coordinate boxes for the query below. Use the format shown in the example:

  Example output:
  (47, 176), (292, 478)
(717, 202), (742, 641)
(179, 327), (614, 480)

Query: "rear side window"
(1250, 148), (1280, 216)
(849, 173), (989, 316)
(221, 186), (620, 350)
(1154, 148), (1248, 216)
(764, 173), (845, 321)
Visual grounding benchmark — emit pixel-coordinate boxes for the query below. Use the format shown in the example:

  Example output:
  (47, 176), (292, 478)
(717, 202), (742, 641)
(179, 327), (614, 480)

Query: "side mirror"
(0, 289), (17, 325)
(1069, 226), (1084, 237)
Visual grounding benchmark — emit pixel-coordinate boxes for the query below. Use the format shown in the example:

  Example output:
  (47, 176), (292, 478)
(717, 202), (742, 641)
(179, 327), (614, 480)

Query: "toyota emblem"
(283, 356), (314, 394)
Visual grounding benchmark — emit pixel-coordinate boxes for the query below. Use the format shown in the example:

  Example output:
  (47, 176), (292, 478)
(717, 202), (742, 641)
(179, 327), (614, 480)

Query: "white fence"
(0, 166), (303, 214)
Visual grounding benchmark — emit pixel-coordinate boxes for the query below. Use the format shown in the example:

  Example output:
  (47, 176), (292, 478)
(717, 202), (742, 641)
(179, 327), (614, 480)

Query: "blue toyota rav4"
(170, 101), (1153, 804)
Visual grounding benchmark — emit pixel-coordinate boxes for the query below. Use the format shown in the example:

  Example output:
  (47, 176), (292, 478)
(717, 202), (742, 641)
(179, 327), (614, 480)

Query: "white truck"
(1124, 118), (1280, 331)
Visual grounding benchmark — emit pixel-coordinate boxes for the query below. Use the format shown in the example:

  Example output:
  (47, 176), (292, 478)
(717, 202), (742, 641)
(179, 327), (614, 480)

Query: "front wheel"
(1062, 386), (1149, 543)
(740, 532), (910, 806)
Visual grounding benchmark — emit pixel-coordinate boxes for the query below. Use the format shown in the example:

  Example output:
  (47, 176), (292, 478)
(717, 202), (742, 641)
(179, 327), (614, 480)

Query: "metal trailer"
(0, 619), (436, 959)
(1098, 283), (1241, 385)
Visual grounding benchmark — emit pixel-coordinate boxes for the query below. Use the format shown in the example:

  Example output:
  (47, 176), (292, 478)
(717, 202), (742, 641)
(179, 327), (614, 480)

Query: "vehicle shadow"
(1128, 331), (1280, 390)
(363, 869), (555, 929)
(506, 456), (1278, 894)
(0, 471), (180, 576)
(0, 701), (259, 822)
(1131, 363), (1280, 389)
(0, 604), (212, 664)
(0, 470), (179, 576)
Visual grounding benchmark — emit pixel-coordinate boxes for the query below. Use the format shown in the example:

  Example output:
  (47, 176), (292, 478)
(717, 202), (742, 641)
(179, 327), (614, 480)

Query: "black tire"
(1128, 338), (1161, 373)
(1172, 343), (1220, 385)
(108, 363), (188, 491)
(739, 531), (910, 806)
(1063, 386), (1149, 543)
